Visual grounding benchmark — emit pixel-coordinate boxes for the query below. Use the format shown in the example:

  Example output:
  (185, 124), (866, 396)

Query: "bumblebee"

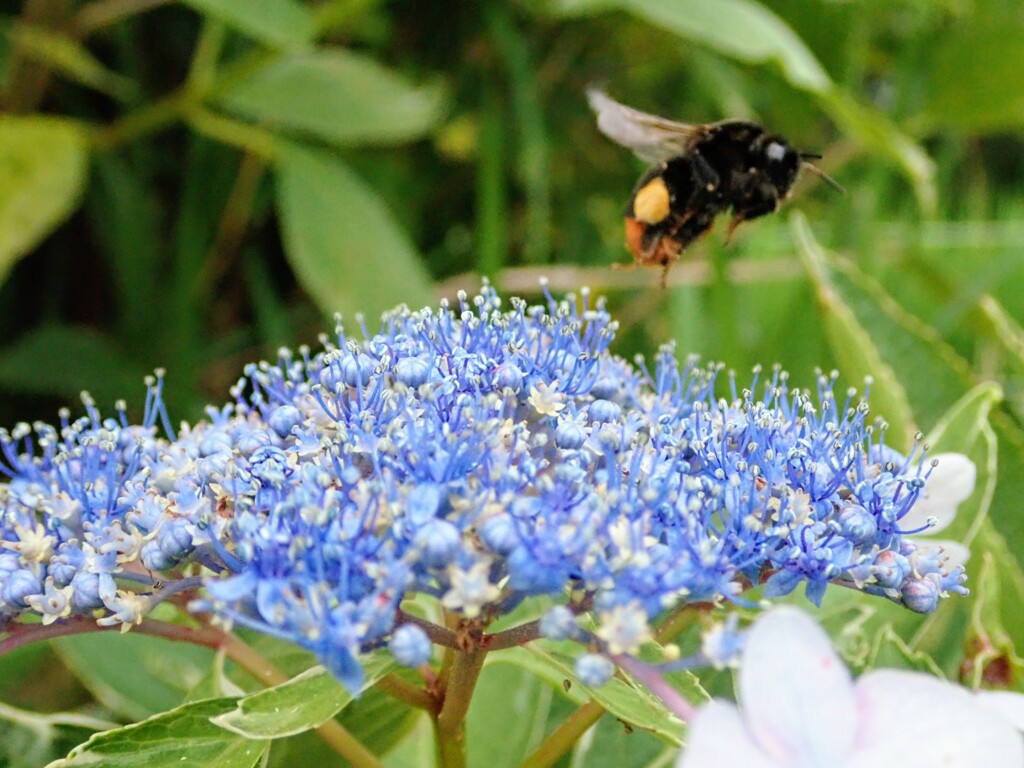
(588, 88), (840, 285)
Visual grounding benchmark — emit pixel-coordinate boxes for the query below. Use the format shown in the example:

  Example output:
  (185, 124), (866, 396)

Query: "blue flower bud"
(390, 624), (432, 667)
(199, 431), (233, 457)
(478, 513), (519, 555)
(588, 399), (622, 424)
(250, 447), (290, 488)
(540, 605), (578, 640)
(872, 550), (909, 589)
(575, 653), (615, 686)
(834, 504), (877, 546)
(555, 421), (587, 449)
(901, 577), (940, 613)
(50, 545), (85, 586)
(1, 569), (40, 608)
(590, 377), (621, 400)
(395, 357), (431, 388)
(492, 363), (524, 393)
(268, 405), (303, 439)
(141, 518), (194, 570)
(413, 519), (460, 568)
(341, 354), (375, 387)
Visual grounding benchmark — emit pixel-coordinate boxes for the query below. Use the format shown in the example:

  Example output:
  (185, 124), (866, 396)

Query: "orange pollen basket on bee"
(625, 217), (646, 258)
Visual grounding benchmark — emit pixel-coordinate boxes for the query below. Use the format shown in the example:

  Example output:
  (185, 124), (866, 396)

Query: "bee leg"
(691, 150), (721, 196)
(723, 214), (745, 245)
(724, 196), (779, 245)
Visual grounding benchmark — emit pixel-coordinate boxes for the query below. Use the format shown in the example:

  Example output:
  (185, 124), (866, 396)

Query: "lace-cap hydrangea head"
(0, 283), (971, 690)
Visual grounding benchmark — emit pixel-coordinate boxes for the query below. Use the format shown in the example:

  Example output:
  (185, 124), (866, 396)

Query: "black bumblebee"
(588, 88), (840, 284)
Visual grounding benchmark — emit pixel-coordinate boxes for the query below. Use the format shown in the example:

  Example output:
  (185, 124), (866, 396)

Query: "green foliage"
(49, 698), (269, 768)
(211, 654), (395, 739)
(0, 117), (87, 284)
(3, 0), (1024, 765)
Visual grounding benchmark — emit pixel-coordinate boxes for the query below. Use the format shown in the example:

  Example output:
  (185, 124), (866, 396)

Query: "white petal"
(903, 453), (976, 533)
(739, 607), (857, 766)
(977, 690), (1024, 732)
(854, 670), (1024, 766)
(911, 538), (970, 568)
(676, 700), (779, 768)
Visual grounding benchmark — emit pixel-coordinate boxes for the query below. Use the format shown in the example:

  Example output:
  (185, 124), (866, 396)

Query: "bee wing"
(587, 88), (705, 164)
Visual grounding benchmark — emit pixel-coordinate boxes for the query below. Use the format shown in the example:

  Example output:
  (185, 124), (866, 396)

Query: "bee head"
(759, 137), (801, 194)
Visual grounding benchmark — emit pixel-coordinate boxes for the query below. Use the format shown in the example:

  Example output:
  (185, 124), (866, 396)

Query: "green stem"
(185, 17), (227, 94)
(433, 646), (488, 768)
(654, 601), (712, 644)
(518, 701), (605, 768)
(74, 0), (172, 36)
(476, 73), (507, 278)
(91, 89), (192, 151)
(377, 673), (437, 712)
(191, 150), (268, 302)
(92, 49), (271, 152)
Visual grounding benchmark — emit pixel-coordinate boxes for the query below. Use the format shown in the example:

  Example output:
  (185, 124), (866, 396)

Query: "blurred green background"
(3, 0), (1024, 763)
(2, 0), (1023, 428)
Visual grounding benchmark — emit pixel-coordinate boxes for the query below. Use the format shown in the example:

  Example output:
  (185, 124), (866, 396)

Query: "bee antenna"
(799, 152), (823, 160)
(801, 161), (845, 194)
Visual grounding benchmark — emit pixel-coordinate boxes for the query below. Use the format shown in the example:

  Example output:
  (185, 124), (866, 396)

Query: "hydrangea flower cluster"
(0, 283), (967, 690)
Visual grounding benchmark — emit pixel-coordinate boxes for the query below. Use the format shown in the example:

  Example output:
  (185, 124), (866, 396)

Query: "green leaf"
(179, 0), (314, 48)
(791, 213), (915, 450)
(211, 654), (395, 739)
(921, 383), (1001, 550)
(552, 0), (829, 91)
(217, 50), (447, 147)
(0, 702), (113, 768)
(0, 325), (148, 405)
(382, 714), (435, 768)
(0, 117), (88, 286)
(274, 142), (435, 319)
(48, 698), (268, 768)
(568, 715), (676, 768)
(924, 382), (1002, 457)
(338, 669), (421, 757)
(53, 633), (217, 721)
(2, 22), (136, 100)
(513, 644), (689, 745)
(815, 89), (936, 213)
(467, 661), (554, 768)
(822, 252), (974, 430)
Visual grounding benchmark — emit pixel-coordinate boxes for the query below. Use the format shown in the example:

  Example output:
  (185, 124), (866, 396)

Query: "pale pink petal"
(977, 690), (1024, 732)
(676, 700), (779, 768)
(854, 670), (1023, 767)
(903, 453), (976, 533)
(739, 607), (857, 766)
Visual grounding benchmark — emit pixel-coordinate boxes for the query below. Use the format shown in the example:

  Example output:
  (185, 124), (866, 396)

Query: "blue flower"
(0, 284), (972, 690)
